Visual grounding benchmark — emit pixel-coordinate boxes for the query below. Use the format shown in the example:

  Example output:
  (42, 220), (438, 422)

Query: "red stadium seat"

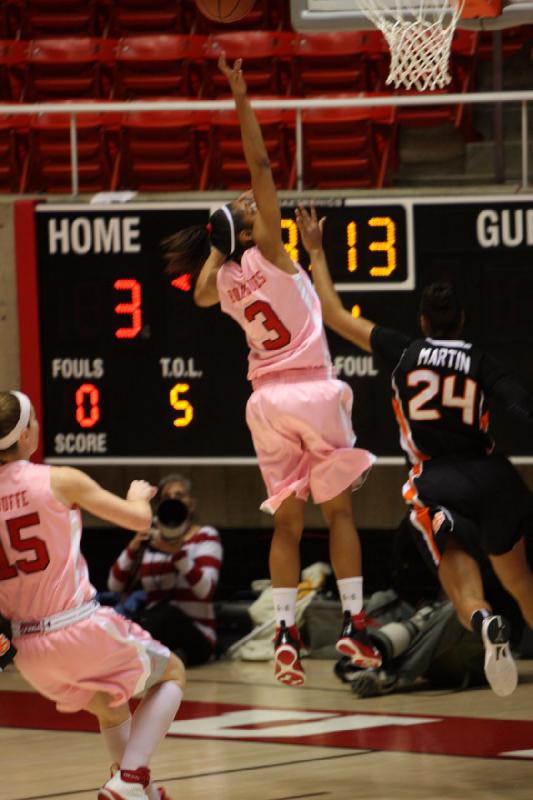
(107, 0), (183, 36)
(25, 112), (116, 193)
(23, 38), (115, 101)
(114, 35), (205, 99)
(1, 0), (22, 38)
(291, 31), (389, 95)
(204, 109), (294, 190)
(300, 105), (397, 189)
(478, 25), (533, 60)
(201, 32), (293, 98)
(0, 40), (28, 101)
(0, 113), (29, 193)
(21, 0), (103, 38)
(113, 110), (208, 191)
(392, 31), (479, 132)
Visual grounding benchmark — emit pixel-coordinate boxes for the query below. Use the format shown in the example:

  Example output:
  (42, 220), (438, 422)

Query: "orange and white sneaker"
(336, 611), (382, 669)
(98, 767), (150, 800)
(274, 621), (305, 686)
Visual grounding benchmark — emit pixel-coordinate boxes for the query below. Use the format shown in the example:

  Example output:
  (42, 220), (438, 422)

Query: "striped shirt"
(108, 525), (222, 646)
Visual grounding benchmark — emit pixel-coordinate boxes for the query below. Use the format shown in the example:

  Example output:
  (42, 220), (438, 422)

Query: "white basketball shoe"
(481, 615), (518, 697)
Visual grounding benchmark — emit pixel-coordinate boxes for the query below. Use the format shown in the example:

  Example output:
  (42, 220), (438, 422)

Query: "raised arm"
(51, 467), (155, 531)
(481, 352), (533, 423)
(193, 247), (226, 307)
(295, 204), (375, 353)
(218, 54), (294, 272)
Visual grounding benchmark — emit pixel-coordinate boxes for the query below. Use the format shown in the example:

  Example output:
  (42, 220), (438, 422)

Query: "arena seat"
(0, 40), (28, 101)
(20, 0), (103, 38)
(23, 38), (115, 101)
(478, 25), (533, 60)
(107, 0), (184, 36)
(291, 31), (389, 95)
(0, 113), (29, 192)
(113, 110), (208, 191)
(300, 105), (397, 189)
(393, 31), (479, 133)
(114, 35), (205, 99)
(203, 109), (294, 190)
(25, 112), (116, 193)
(201, 32), (293, 98)
(1, 0), (21, 38)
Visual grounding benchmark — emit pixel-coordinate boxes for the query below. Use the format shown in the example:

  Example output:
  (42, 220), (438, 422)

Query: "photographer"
(106, 474), (222, 666)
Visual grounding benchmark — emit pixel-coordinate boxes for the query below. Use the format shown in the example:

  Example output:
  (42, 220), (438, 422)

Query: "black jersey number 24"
(407, 369), (477, 425)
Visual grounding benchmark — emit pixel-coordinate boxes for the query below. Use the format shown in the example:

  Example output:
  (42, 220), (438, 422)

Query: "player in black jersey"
(296, 203), (533, 697)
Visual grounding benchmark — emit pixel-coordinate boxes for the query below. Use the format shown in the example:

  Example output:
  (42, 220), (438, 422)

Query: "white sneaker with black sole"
(481, 615), (518, 697)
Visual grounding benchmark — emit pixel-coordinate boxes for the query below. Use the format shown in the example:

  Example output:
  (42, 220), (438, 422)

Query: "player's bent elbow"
(254, 155), (271, 171)
(194, 285), (218, 307)
(193, 288), (208, 307)
(128, 509), (152, 532)
(194, 292), (217, 308)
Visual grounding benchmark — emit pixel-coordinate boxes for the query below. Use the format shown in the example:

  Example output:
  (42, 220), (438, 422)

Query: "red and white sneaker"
(336, 611), (382, 669)
(273, 621), (305, 686)
(98, 767), (150, 800)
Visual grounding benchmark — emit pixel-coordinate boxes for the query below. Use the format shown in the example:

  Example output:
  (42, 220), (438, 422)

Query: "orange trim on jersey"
(403, 464), (441, 567)
(392, 396), (427, 465)
(402, 463), (423, 505)
(410, 506), (442, 567)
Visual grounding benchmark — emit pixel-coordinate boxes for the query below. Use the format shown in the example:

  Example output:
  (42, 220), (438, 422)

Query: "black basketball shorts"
(404, 453), (533, 567)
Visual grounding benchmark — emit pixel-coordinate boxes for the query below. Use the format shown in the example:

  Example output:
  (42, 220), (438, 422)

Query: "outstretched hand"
(218, 53), (247, 96)
(295, 203), (326, 254)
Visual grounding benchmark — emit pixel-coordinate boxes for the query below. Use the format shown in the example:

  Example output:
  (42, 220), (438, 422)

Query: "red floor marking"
(1, 689), (533, 761)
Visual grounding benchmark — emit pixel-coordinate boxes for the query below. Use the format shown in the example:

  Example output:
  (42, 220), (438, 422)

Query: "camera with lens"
(153, 497), (190, 541)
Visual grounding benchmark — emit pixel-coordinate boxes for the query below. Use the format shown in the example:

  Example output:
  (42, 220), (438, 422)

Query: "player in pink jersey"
(0, 391), (184, 800)
(162, 55), (381, 686)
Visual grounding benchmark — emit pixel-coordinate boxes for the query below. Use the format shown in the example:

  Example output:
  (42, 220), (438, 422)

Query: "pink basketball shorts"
(246, 375), (375, 514)
(13, 605), (170, 713)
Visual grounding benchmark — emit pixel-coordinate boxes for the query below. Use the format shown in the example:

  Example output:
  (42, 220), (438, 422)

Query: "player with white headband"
(0, 390), (184, 800)
(162, 56), (381, 687)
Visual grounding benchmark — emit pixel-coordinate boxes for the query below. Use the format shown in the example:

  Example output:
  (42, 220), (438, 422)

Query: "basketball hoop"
(358, 0), (466, 91)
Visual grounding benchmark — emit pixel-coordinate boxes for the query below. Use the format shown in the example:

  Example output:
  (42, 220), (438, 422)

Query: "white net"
(359, 0), (465, 91)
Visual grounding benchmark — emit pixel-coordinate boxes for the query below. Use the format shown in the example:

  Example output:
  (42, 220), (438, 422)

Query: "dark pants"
(137, 602), (214, 667)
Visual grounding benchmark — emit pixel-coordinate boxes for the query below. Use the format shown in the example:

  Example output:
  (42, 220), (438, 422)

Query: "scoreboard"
(15, 196), (533, 464)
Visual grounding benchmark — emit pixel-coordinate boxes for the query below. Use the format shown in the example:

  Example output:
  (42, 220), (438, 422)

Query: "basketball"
(195, 0), (256, 23)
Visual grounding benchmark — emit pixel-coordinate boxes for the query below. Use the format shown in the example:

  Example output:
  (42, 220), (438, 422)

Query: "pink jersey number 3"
(244, 300), (291, 351)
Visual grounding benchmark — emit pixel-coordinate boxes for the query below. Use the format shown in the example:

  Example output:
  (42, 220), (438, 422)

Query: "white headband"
(221, 204), (236, 256)
(0, 391), (31, 450)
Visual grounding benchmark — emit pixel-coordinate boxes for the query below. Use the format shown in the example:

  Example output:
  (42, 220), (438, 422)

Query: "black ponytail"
(419, 282), (463, 338)
(161, 204), (247, 279)
(161, 225), (211, 280)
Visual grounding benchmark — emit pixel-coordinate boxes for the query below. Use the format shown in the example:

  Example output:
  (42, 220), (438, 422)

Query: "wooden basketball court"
(2, 657), (533, 800)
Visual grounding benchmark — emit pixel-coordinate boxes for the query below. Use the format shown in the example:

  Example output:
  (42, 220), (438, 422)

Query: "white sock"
(337, 577), (363, 616)
(272, 587), (298, 627)
(121, 682), (183, 771)
(148, 783), (160, 800)
(100, 717), (132, 765)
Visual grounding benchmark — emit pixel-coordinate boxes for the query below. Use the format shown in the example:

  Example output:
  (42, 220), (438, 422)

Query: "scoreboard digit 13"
(14, 196), (533, 464)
